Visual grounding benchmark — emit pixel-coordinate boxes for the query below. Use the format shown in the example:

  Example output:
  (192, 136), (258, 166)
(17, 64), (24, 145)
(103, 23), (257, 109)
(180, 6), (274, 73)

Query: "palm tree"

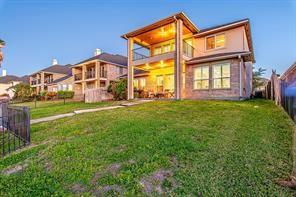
(0, 39), (5, 66)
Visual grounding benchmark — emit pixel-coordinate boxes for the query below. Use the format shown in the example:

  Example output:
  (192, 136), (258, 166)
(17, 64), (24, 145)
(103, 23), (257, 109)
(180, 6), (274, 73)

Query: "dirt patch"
(139, 169), (176, 194)
(2, 163), (28, 175)
(91, 172), (102, 185)
(107, 163), (121, 176)
(277, 176), (296, 189)
(70, 183), (87, 194)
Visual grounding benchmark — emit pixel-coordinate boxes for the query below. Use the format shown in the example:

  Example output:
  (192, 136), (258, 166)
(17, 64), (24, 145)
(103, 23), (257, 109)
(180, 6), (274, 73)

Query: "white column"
(127, 38), (134, 100)
(174, 19), (183, 100)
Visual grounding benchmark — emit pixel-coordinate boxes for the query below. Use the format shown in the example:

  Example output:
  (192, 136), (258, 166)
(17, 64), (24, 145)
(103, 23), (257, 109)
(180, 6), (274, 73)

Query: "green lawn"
(13, 100), (122, 119)
(1, 99), (295, 196)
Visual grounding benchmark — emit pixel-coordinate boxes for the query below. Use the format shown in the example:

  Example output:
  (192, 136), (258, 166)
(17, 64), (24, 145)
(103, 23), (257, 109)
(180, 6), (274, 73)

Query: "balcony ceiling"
(136, 59), (174, 71)
(134, 23), (192, 46)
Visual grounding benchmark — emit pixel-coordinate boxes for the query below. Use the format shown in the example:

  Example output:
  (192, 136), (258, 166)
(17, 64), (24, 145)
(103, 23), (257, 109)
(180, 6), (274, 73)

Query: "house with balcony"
(29, 60), (72, 94)
(122, 12), (254, 100)
(71, 50), (127, 96)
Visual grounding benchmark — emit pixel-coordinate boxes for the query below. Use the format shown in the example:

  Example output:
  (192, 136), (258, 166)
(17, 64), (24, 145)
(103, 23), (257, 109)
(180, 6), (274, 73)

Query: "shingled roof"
(0, 75), (29, 84)
(39, 64), (72, 75)
(75, 53), (127, 67)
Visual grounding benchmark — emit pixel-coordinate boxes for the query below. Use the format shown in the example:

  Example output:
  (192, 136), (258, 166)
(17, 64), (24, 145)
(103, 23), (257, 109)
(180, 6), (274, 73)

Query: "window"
(212, 63), (230, 89)
(165, 74), (174, 91)
(163, 44), (171, 53)
(139, 78), (146, 90)
(156, 75), (164, 92)
(193, 66), (209, 89)
(68, 85), (73, 91)
(153, 46), (162, 55)
(206, 33), (225, 50)
(133, 79), (139, 89)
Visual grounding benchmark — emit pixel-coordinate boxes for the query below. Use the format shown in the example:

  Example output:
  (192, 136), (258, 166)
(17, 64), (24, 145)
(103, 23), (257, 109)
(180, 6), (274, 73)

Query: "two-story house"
(0, 39), (5, 67)
(122, 12), (254, 100)
(29, 59), (72, 94)
(71, 50), (127, 95)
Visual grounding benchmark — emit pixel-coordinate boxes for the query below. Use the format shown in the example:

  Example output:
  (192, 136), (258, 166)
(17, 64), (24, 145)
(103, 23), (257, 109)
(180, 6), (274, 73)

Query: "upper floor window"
(212, 63), (230, 89)
(153, 46), (162, 55)
(119, 67), (124, 75)
(193, 66), (209, 89)
(206, 33), (225, 50)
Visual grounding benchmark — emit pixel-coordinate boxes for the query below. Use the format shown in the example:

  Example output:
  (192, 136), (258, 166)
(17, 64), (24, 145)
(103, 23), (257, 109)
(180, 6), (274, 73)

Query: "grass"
(1, 99), (295, 196)
(13, 100), (122, 119)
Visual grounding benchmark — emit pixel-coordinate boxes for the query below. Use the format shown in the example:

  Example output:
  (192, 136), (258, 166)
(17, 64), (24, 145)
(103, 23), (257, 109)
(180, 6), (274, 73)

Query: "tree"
(11, 83), (33, 102)
(107, 78), (127, 100)
(252, 67), (266, 93)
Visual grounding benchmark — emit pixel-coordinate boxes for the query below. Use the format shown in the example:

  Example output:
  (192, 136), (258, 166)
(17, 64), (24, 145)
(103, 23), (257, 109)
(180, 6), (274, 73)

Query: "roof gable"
(75, 53), (127, 66)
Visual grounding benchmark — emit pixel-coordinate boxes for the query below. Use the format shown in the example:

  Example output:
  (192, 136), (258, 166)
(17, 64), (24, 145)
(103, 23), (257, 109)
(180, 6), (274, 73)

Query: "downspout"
(239, 55), (243, 99)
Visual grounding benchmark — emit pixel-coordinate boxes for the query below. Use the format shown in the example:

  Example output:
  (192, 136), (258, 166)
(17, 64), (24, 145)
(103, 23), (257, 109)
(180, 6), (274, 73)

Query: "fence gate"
(0, 100), (30, 157)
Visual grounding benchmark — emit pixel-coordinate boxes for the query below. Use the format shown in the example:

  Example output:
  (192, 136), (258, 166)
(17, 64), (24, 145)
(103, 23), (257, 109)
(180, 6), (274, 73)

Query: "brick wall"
(185, 58), (241, 100)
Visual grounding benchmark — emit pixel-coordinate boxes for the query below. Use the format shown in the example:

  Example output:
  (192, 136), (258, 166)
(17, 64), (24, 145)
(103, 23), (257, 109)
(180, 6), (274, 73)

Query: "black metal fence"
(0, 100), (30, 157)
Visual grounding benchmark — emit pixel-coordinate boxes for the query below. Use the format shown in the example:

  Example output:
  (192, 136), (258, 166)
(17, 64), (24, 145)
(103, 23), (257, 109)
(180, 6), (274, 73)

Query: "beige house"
(71, 51), (127, 95)
(122, 12), (254, 100)
(47, 75), (73, 92)
(0, 74), (29, 98)
(29, 60), (72, 94)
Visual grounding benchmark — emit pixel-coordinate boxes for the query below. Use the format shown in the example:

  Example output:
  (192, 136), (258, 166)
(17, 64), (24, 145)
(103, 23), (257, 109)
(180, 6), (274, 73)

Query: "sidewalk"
(30, 100), (153, 124)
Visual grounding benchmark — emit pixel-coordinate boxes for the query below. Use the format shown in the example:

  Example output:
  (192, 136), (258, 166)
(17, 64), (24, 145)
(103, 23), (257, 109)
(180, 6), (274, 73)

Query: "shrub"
(46, 92), (57, 100)
(107, 78), (127, 100)
(12, 83), (34, 102)
(57, 90), (74, 99)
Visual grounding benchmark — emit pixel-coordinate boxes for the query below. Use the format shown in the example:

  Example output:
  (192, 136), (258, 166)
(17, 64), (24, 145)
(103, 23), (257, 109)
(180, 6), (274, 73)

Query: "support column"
(174, 19), (183, 100)
(82, 64), (86, 94)
(40, 72), (45, 92)
(95, 61), (100, 88)
(127, 38), (134, 100)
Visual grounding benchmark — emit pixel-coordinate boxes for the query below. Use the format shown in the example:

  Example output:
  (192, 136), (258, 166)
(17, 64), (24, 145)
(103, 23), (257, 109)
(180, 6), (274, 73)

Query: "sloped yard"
(1, 99), (295, 195)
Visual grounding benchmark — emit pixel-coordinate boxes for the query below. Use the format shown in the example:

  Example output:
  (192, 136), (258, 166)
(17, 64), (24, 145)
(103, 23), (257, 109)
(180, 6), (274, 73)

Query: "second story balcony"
(100, 70), (107, 78)
(74, 73), (82, 81)
(85, 71), (96, 79)
(31, 79), (41, 86)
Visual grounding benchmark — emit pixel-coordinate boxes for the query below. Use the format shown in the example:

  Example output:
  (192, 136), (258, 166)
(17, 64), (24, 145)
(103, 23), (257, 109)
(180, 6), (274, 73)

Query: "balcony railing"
(44, 78), (53, 84)
(132, 40), (194, 61)
(183, 41), (194, 58)
(100, 70), (107, 78)
(31, 81), (37, 85)
(74, 73), (82, 81)
(85, 71), (96, 79)
(31, 79), (41, 85)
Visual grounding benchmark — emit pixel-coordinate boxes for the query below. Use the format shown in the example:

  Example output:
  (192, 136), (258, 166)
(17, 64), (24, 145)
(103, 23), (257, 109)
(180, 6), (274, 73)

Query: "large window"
(153, 46), (162, 55)
(139, 78), (146, 90)
(212, 63), (230, 89)
(193, 66), (209, 89)
(206, 33), (225, 50)
(156, 75), (164, 92)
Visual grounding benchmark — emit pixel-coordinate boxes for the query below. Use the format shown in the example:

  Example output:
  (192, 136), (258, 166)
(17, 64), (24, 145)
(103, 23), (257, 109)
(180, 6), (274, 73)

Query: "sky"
(0, 0), (295, 78)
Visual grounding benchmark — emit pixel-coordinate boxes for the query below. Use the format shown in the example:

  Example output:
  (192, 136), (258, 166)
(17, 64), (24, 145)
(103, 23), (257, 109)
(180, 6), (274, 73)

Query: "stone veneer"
(185, 58), (241, 100)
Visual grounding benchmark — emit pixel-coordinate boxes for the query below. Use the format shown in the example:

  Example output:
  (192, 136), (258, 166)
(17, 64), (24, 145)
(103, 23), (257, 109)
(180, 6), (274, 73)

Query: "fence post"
(24, 106), (30, 144)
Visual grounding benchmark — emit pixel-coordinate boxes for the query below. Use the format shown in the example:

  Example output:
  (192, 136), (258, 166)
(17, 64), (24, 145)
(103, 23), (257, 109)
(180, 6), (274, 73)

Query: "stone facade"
(185, 59), (242, 100)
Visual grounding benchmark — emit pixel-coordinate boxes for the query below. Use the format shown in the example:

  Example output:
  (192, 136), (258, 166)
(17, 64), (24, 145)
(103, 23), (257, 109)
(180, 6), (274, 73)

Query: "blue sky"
(0, 0), (295, 78)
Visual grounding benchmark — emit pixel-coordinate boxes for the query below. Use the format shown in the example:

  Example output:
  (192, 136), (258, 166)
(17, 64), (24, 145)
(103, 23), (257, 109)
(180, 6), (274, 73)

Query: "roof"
(186, 51), (252, 65)
(48, 75), (72, 85)
(280, 62), (296, 80)
(0, 75), (29, 84)
(32, 64), (72, 76)
(121, 12), (199, 39)
(74, 53), (127, 67)
(197, 18), (250, 34)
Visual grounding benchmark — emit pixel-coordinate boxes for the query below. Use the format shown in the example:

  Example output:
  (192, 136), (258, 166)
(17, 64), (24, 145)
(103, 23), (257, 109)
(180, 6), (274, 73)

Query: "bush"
(46, 92), (57, 100)
(107, 78), (127, 100)
(57, 90), (74, 99)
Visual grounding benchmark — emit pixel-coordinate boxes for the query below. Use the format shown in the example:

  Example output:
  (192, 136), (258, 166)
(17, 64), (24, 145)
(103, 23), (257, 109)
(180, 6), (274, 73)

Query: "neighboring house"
(0, 74), (29, 98)
(122, 12), (255, 100)
(47, 75), (73, 92)
(71, 50), (127, 95)
(0, 39), (5, 67)
(29, 59), (72, 94)
(280, 62), (296, 86)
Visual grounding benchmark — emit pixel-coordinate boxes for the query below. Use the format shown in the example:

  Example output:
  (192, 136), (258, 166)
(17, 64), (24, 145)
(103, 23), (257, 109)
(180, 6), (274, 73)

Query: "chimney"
(2, 69), (6, 77)
(52, 58), (58, 65)
(94, 49), (101, 56)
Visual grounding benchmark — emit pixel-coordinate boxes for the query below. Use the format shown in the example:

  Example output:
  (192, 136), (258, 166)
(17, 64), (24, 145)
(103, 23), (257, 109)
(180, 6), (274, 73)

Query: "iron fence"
(0, 100), (30, 157)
